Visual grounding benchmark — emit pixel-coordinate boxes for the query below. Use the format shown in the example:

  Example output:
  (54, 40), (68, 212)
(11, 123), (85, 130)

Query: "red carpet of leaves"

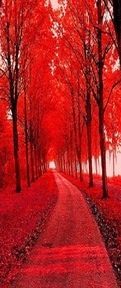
(63, 174), (121, 230)
(0, 172), (58, 286)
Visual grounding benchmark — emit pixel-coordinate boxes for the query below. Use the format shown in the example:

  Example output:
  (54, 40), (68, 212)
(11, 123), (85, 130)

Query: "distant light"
(49, 161), (56, 169)
(51, 0), (59, 9)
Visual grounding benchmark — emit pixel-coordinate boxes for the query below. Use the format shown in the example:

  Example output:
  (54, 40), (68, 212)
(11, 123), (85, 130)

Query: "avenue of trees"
(0, 0), (121, 198)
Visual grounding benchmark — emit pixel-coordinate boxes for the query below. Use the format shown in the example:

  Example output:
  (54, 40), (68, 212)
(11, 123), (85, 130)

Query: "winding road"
(11, 172), (118, 288)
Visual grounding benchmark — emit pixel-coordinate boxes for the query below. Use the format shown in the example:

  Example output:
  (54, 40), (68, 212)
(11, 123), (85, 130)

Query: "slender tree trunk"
(12, 110), (21, 192)
(34, 146), (38, 179)
(97, 0), (108, 198)
(85, 162), (88, 174)
(109, 149), (111, 164)
(95, 157), (98, 174)
(65, 153), (68, 174)
(30, 141), (35, 182)
(87, 122), (93, 186)
(61, 154), (65, 173)
(70, 157), (73, 176)
(39, 162), (42, 176)
(79, 161), (83, 180)
(98, 157), (100, 174)
(24, 93), (30, 187)
(112, 149), (115, 177)
(62, 155), (64, 172)
(78, 149), (83, 181)
(71, 90), (83, 181)
(67, 148), (71, 175)
(74, 155), (78, 178)
(86, 107), (93, 186)
(68, 160), (71, 175)
(77, 84), (83, 182)
(84, 31), (93, 187)
(98, 106), (108, 198)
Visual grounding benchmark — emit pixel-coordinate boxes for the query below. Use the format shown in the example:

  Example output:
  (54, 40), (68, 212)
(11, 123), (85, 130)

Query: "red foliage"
(0, 172), (58, 285)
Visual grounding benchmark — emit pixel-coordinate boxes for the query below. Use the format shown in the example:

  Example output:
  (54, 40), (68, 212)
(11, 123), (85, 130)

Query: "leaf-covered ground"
(63, 173), (121, 287)
(0, 172), (58, 287)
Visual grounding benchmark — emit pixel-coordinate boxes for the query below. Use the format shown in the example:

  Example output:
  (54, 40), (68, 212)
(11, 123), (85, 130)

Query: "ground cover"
(0, 172), (58, 287)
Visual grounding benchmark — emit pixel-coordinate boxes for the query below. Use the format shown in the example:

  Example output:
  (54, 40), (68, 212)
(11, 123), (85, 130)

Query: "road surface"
(11, 173), (118, 288)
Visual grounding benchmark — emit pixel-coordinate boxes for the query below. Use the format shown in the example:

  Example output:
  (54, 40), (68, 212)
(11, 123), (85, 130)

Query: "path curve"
(11, 172), (118, 288)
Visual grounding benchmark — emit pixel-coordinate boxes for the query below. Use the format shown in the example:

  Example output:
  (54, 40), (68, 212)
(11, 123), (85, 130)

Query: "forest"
(0, 0), (121, 197)
(1, 0), (121, 287)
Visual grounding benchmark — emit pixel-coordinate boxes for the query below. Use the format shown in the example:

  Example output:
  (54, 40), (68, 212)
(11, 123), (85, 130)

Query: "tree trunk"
(30, 141), (35, 182)
(78, 150), (83, 181)
(84, 29), (93, 187)
(39, 161), (42, 177)
(34, 146), (38, 179)
(61, 154), (65, 173)
(70, 157), (73, 176)
(71, 89), (83, 181)
(99, 107), (108, 198)
(24, 93), (30, 187)
(97, 0), (108, 198)
(87, 121), (93, 186)
(78, 161), (82, 180)
(86, 96), (93, 186)
(12, 110), (21, 192)
(98, 158), (100, 174)
(95, 157), (98, 175)
(74, 154), (78, 178)
(112, 149), (115, 177)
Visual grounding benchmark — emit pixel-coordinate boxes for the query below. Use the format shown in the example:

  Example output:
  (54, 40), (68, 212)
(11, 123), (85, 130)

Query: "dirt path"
(10, 172), (118, 288)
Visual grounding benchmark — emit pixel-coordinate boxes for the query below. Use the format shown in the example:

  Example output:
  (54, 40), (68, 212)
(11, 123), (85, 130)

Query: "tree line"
(0, 0), (121, 197)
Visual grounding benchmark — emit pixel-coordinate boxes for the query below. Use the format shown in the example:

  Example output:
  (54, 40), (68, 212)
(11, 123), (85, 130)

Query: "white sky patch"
(46, 0), (67, 13)
(49, 161), (56, 169)
(45, 0), (59, 9)
(51, 0), (59, 9)
(84, 149), (121, 177)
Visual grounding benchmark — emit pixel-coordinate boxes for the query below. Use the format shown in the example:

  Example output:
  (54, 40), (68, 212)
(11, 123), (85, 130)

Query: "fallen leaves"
(0, 172), (58, 286)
